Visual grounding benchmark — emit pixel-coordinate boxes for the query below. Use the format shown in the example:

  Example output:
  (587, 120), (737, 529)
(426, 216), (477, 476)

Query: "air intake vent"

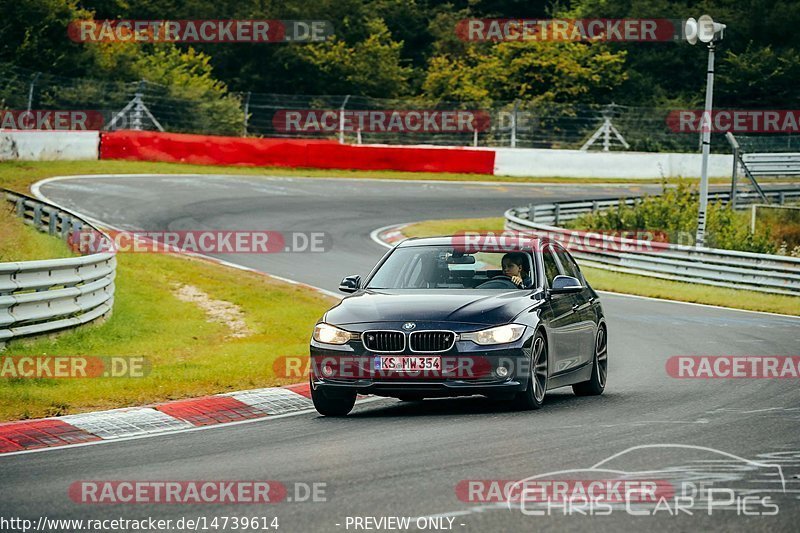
(362, 331), (405, 353)
(410, 331), (455, 353)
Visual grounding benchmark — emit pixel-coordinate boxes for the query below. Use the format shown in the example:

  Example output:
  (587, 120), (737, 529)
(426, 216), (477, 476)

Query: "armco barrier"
(525, 189), (800, 226)
(100, 130), (496, 174)
(1, 190), (115, 347)
(0, 130), (100, 161)
(505, 192), (800, 296)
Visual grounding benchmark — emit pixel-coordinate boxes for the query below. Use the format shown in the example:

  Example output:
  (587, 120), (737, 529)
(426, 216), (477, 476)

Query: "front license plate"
(376, 356), (441, 372)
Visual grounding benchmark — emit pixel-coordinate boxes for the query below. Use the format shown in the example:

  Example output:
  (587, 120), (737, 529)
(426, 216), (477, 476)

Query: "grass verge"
(0, 159), (742, 193)
(0, 252), (336, 421)
(0, 162), (343, 422)
(402, 218), (800, 316)
(0, 203), (76, 262)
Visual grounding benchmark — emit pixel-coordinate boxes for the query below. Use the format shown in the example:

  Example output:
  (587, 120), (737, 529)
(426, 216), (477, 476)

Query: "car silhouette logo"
(402, 322), (416, 331)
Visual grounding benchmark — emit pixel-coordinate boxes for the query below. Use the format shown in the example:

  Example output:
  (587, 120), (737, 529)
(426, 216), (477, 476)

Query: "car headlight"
(461, 324), (525, 345)
(313, 323), (353, 345)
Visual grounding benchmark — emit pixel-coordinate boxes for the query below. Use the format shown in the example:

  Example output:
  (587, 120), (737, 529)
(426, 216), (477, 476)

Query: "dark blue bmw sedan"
(309, 235), (607, 416)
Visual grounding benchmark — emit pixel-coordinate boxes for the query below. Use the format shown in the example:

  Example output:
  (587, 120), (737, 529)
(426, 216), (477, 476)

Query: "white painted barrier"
(494, 147), (733, 179)
(0, 130), (100, 161)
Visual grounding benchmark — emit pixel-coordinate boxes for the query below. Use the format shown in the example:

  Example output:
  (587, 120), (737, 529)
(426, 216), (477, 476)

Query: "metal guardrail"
(506, 189), (800, 296)
(525, 189), (800, 226)
(1, 190), (116, 347)
(741, 153), (800, 177)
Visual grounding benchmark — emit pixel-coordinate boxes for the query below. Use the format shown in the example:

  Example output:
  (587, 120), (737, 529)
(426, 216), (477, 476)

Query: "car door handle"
(572, 304), (580, 312)
(588, 297), (596, 304)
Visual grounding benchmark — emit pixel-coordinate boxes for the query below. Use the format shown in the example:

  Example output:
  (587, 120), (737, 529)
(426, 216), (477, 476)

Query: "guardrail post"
(528, 203), (535, 222)
(554, 204), (561, 226)
(47, 207), (57, 235)
(592, 201), (598, 214)
(16, 198), (24, 218)
(61, 215), (72, 240)
(71, 220), (82, 247)
(779, 192), (785, 205)
(33, 204), (42, 228)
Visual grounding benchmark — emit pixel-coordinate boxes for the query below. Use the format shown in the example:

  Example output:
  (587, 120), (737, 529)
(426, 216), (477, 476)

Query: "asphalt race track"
(2, 174), (799, 532)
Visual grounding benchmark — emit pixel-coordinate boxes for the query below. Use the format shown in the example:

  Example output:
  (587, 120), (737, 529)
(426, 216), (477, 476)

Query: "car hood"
(325, 289), (536, 326)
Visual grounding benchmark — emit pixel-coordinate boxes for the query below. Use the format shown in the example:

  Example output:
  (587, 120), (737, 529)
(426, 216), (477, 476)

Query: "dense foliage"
(2, 0), (798, 108)
(566, 181), (792, 253)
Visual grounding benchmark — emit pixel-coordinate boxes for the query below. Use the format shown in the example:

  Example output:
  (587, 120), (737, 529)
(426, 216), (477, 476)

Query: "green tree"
(423, 40), (628, 106)
(292, 18), (413, 97)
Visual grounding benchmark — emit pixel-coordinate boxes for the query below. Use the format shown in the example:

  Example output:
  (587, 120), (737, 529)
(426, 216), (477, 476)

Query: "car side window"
(554, 246), (583, 283)
(541, 245), (562, 288)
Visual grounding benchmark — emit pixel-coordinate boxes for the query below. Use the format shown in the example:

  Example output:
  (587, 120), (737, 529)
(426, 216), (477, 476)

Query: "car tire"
(573, 326), (607, 396)
(514, 332), (548, 410)
(311, 382), (357, 416)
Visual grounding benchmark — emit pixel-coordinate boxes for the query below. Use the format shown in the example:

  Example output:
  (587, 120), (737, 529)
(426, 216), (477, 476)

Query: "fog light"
(496, 366), (509, 378)
(321, 364), (335, 377)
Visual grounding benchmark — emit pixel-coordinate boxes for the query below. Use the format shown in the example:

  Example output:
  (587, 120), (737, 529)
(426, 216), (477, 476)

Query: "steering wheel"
(476, 275), (519, 289)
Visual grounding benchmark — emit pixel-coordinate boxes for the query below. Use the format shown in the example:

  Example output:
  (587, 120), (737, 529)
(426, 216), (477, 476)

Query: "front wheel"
(573, 326), (607, 396)
(311, 382), (356, 416)
(514, 332), (548, 410)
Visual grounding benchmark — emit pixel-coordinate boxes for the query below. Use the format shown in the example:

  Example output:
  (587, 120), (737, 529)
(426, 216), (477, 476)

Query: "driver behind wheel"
(501, 252), (532, 288)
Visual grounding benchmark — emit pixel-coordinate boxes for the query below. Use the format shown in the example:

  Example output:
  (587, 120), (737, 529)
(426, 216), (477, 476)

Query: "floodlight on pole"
(684, 15), (726, 248)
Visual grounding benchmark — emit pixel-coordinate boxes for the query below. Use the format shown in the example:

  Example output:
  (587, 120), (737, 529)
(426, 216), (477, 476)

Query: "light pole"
(684, 15), (726, 248)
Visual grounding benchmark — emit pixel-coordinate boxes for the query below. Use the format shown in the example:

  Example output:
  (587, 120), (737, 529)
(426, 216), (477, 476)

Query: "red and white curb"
(0, 383), (319, 455)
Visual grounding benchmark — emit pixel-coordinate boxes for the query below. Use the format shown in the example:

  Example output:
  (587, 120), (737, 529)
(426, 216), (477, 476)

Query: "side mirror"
(339, 275), (361, 293)
(550, 275), (583, 294)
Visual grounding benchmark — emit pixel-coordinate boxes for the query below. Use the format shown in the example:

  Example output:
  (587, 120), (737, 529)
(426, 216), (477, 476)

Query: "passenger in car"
(501, 252), (532, 288)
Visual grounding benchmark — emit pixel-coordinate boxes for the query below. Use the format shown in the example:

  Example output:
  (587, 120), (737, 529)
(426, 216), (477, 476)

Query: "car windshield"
(366, 246), (535, 290)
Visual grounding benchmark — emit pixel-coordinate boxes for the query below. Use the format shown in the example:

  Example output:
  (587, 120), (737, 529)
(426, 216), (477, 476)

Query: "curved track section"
(1, 174), (798, 532)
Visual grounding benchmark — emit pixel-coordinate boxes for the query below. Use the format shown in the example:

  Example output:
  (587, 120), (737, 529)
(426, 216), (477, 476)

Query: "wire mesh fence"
(2, 63), (796, 153)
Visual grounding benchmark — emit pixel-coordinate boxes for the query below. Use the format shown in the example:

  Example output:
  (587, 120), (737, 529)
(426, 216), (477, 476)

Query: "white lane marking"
(595, 290), (800, 320)
(369, 223), (410, 249)
(0, 397), (388, 458)
(31, 175), (341, 300)
(30, 172), (672, 189)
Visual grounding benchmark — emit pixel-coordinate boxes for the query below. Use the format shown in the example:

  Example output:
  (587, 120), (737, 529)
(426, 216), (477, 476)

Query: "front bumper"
(309, 332), (531, 398)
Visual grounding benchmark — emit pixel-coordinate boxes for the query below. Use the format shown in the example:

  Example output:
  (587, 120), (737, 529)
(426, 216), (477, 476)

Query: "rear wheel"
(311, 381), (357, 416)
(573, 326), (607, 396)
(514, 332), (548, 410)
